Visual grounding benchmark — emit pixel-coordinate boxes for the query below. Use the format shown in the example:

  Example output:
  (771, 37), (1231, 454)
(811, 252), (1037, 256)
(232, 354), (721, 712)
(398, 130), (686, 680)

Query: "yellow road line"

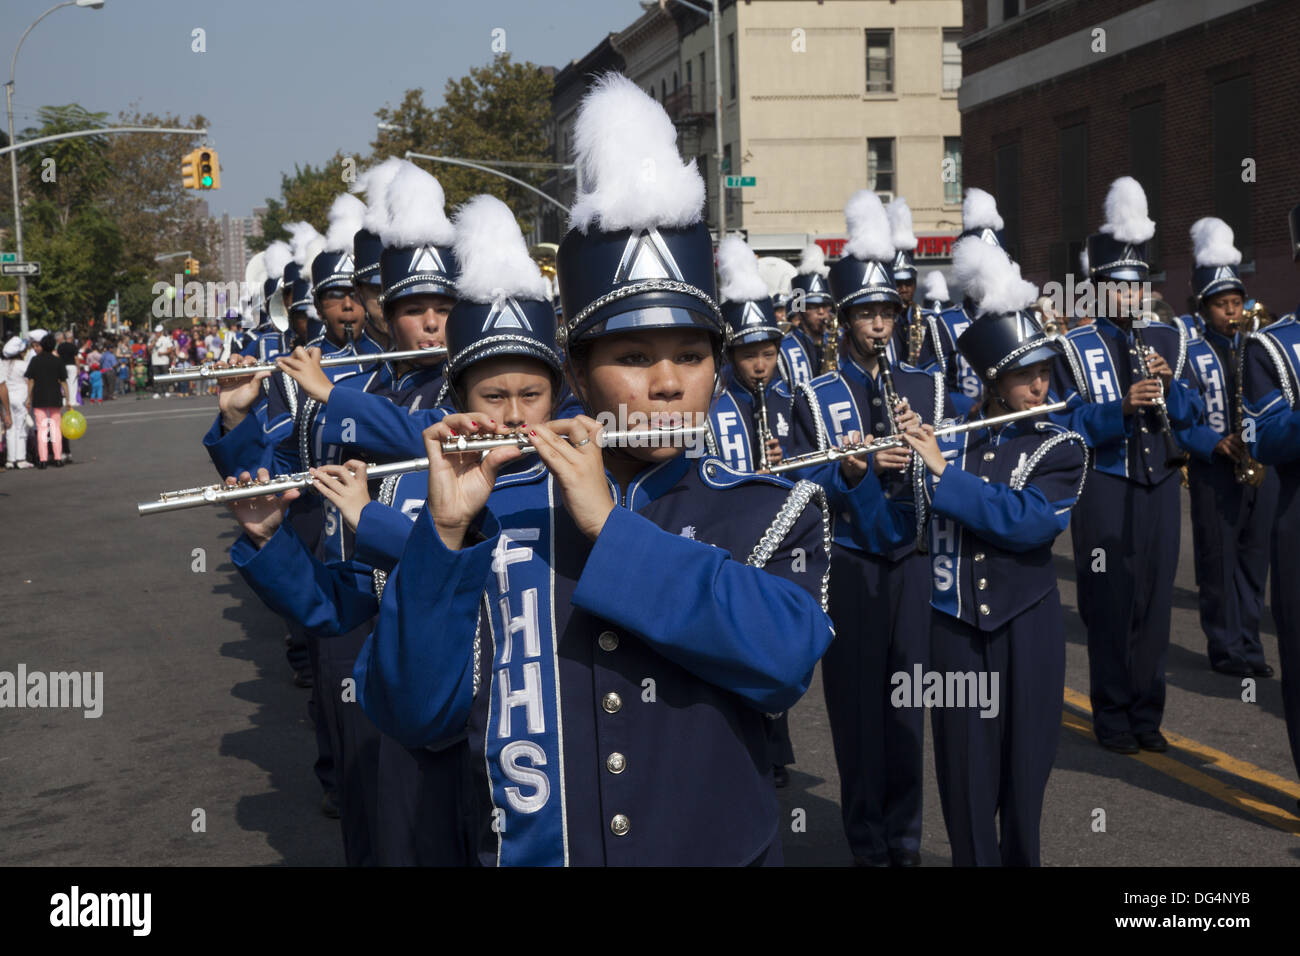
(1060, 688), (1300, 835)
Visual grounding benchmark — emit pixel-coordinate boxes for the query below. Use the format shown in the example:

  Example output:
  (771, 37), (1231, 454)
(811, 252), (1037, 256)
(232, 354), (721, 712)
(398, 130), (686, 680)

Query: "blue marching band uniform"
(184, 73), (1300, 863)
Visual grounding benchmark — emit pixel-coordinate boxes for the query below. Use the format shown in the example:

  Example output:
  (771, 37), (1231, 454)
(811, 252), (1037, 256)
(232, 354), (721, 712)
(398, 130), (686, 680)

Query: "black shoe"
(293, 670), (313, 689)
(1211, 660), (1254, 677)
(1135, 731), (1168, 753)
(772, 765), (790, 789)
(1253, 663), (1275, 678)
(52, 459), (63, 468)
(889, 849), (922, 867)
(1098, 732), (1140, 754)
(36, 461), (46, 470)
(320, 792), (340, 819)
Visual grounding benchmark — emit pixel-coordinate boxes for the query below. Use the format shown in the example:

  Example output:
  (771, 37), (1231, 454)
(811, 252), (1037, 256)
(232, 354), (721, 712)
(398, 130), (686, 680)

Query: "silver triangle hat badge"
(411, 245), (447, 274)
(741, 301), (767, 327)
(481, 296), (532, 332)
(614, 228), (685, 284)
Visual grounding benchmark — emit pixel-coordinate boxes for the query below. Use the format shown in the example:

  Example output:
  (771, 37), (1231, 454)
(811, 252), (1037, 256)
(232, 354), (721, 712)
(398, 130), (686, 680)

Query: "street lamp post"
(6, 0), (106, 338)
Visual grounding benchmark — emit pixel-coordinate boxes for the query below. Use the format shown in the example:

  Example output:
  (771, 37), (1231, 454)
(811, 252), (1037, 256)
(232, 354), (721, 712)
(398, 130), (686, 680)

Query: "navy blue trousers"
(1272, 472), (1300, 780)
(1188, 459), (1277, 670)
(764, 713), (794, 767)
(823, 544), (927, 862)
(1072, 470), (1179, 740)
(316, 622), (383, 867)
(375, 737), (474, 866)
(930, 592), (1065, 866)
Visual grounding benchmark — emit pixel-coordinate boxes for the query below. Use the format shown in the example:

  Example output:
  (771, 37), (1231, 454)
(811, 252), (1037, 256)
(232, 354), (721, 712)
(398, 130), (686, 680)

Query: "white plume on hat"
(452, 194), (548, 305)
(324, 193), (366, 254)
(922, 270), (949, 304)
(959, 239), (1038, 317)
(354, 157), (406, 234)
(962, 188), (1004, 231)
(1100, 176), (1155, 244)
(797, 243), (829, 277)
(716, 234), (769, 304)
(886, 197), (918, 252)
(380, 162), (455, 248)
(286, 221), (324, 268)
(844, 190), (895, 262)
(568, 72), (704, 234)
(1190, 217), (1242, 268)
(264, 240), (293, 281)
(757, 255), (797, 298)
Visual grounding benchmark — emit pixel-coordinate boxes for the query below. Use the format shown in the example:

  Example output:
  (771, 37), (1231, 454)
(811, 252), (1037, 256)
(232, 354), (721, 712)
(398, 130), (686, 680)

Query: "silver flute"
(768, 401), (1069, 475)
(152, 347), (447, 383)
(137, 426), (707, 515)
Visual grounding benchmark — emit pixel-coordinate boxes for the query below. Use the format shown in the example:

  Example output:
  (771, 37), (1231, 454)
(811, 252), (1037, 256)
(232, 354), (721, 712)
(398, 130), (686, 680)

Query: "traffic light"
(197, 148), (220, 189)
(0, 291), (18, 315)
(184, 258), (200, 277)
(181, 149), (199, 189)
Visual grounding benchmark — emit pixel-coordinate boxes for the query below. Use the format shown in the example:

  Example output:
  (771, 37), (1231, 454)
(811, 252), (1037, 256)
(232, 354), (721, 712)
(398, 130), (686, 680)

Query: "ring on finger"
(574, 437), (591, 448)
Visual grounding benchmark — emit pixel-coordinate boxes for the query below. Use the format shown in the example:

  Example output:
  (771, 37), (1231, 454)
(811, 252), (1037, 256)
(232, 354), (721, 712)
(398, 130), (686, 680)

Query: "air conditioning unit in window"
(875, 191), (894, 204)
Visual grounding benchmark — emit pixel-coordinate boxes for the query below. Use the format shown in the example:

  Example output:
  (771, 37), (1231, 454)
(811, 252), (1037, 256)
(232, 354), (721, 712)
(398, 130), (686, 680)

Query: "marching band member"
(1241, 202), (1300, 790)
(886, 197), (939, 369)
(781, 243), (832, 386)
(930, 188), (1009, 413)
(884, 264), (1088, 865)
(227, 194), (566, 865)
(1053, 177), (1202, 755)
(349, 158), (406, 351)
(288, 161), (458, 461)
(798, 189), (945, 867)
(1177, 218), (1277, 678)
(356, 74), (835, 866)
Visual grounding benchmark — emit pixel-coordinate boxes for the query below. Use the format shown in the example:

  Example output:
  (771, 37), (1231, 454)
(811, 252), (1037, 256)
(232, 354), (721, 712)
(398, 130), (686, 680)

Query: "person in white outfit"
(2, 334), (34, 468)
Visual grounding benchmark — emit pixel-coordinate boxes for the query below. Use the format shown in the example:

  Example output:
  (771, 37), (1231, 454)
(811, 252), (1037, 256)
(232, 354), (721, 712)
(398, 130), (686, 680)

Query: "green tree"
(258, 152), (353, 245)
(21, 104), (112, 230)
(371, 55), (554, 231)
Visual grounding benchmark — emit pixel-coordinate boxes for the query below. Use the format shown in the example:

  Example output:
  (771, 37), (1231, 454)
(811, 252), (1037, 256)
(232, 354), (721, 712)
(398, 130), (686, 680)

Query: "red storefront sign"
(814, 235), (957, 260)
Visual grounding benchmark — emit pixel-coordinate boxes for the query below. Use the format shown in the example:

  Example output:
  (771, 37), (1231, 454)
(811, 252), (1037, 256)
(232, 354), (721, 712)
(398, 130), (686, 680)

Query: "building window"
(673, 72), (678, 93)
(661, 79), (667, 101)
(868, 138), (895, 195)
(686, 60), (692, 93)
(943, 137), (962, 204)
(723, 143), (732, 175)
(995, 142), (1021, 260)
(942, 29), (961, 92)
(1212, 75), (1252, 259)
(728, 33), (737, 100)
(866, 30), (894, 93)
(1128, 101), (1162, 269)
(1058, 123), (1087, 241)
(699, 53), (707, 110)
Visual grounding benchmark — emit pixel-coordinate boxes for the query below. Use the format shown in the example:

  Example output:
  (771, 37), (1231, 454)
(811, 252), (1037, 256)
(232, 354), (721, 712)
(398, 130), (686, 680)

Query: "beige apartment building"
(548, 0), (963, 261)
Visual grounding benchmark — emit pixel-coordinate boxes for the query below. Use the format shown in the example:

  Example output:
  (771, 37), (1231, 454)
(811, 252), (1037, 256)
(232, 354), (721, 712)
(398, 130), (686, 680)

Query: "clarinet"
(872, 339), (928, 553)
(753, 378), (775, 473)
(1131, 325), (1188, 468)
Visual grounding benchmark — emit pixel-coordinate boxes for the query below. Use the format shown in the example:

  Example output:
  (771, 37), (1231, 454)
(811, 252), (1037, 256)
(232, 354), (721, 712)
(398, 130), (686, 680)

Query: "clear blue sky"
(7, 0), (648, 217)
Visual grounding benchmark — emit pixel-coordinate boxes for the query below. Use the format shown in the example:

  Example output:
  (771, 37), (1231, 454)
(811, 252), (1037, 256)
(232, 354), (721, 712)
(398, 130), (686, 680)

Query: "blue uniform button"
(610, 814), (630, 836)
(606, 752), (626, 773)
(974, 552), (986, 562)
(977, 578), (988, 590)
(598, 631), (619, 652)
(602, 692), (622, 714)
(982, 451), (995, 461)
(979, 603), (990, 616)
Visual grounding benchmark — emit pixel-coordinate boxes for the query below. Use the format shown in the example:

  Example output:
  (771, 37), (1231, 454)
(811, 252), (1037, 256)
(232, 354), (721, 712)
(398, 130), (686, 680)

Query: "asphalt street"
(1, 393), (1297, 866)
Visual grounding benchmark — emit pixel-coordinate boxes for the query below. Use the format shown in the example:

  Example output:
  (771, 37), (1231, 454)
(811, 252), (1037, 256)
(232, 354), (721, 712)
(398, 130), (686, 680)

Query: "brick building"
(959, 0), (1299, 314)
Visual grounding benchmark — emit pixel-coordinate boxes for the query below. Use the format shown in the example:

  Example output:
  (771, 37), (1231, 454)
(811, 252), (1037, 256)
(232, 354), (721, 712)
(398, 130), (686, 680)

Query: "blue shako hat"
(828, 190), (903, 312)
(352, 228), (384, 286)
(1086, 176), (1155, 281)
(311, 250), (355, 295)
(374, 161), (459, 309)
(1189, 217), (1245, 304)
(957, 187), (1007, 250)
(289, 275), (315, 314)
(556, 74), (721, 350)
(443, 195), (564, 393)
(789, 244), (833, 311)
(313, 193), (364, 296)
(955, 237), (1057, 380)
(886, 197), (919, 283)
(716, 234), (782, 348)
